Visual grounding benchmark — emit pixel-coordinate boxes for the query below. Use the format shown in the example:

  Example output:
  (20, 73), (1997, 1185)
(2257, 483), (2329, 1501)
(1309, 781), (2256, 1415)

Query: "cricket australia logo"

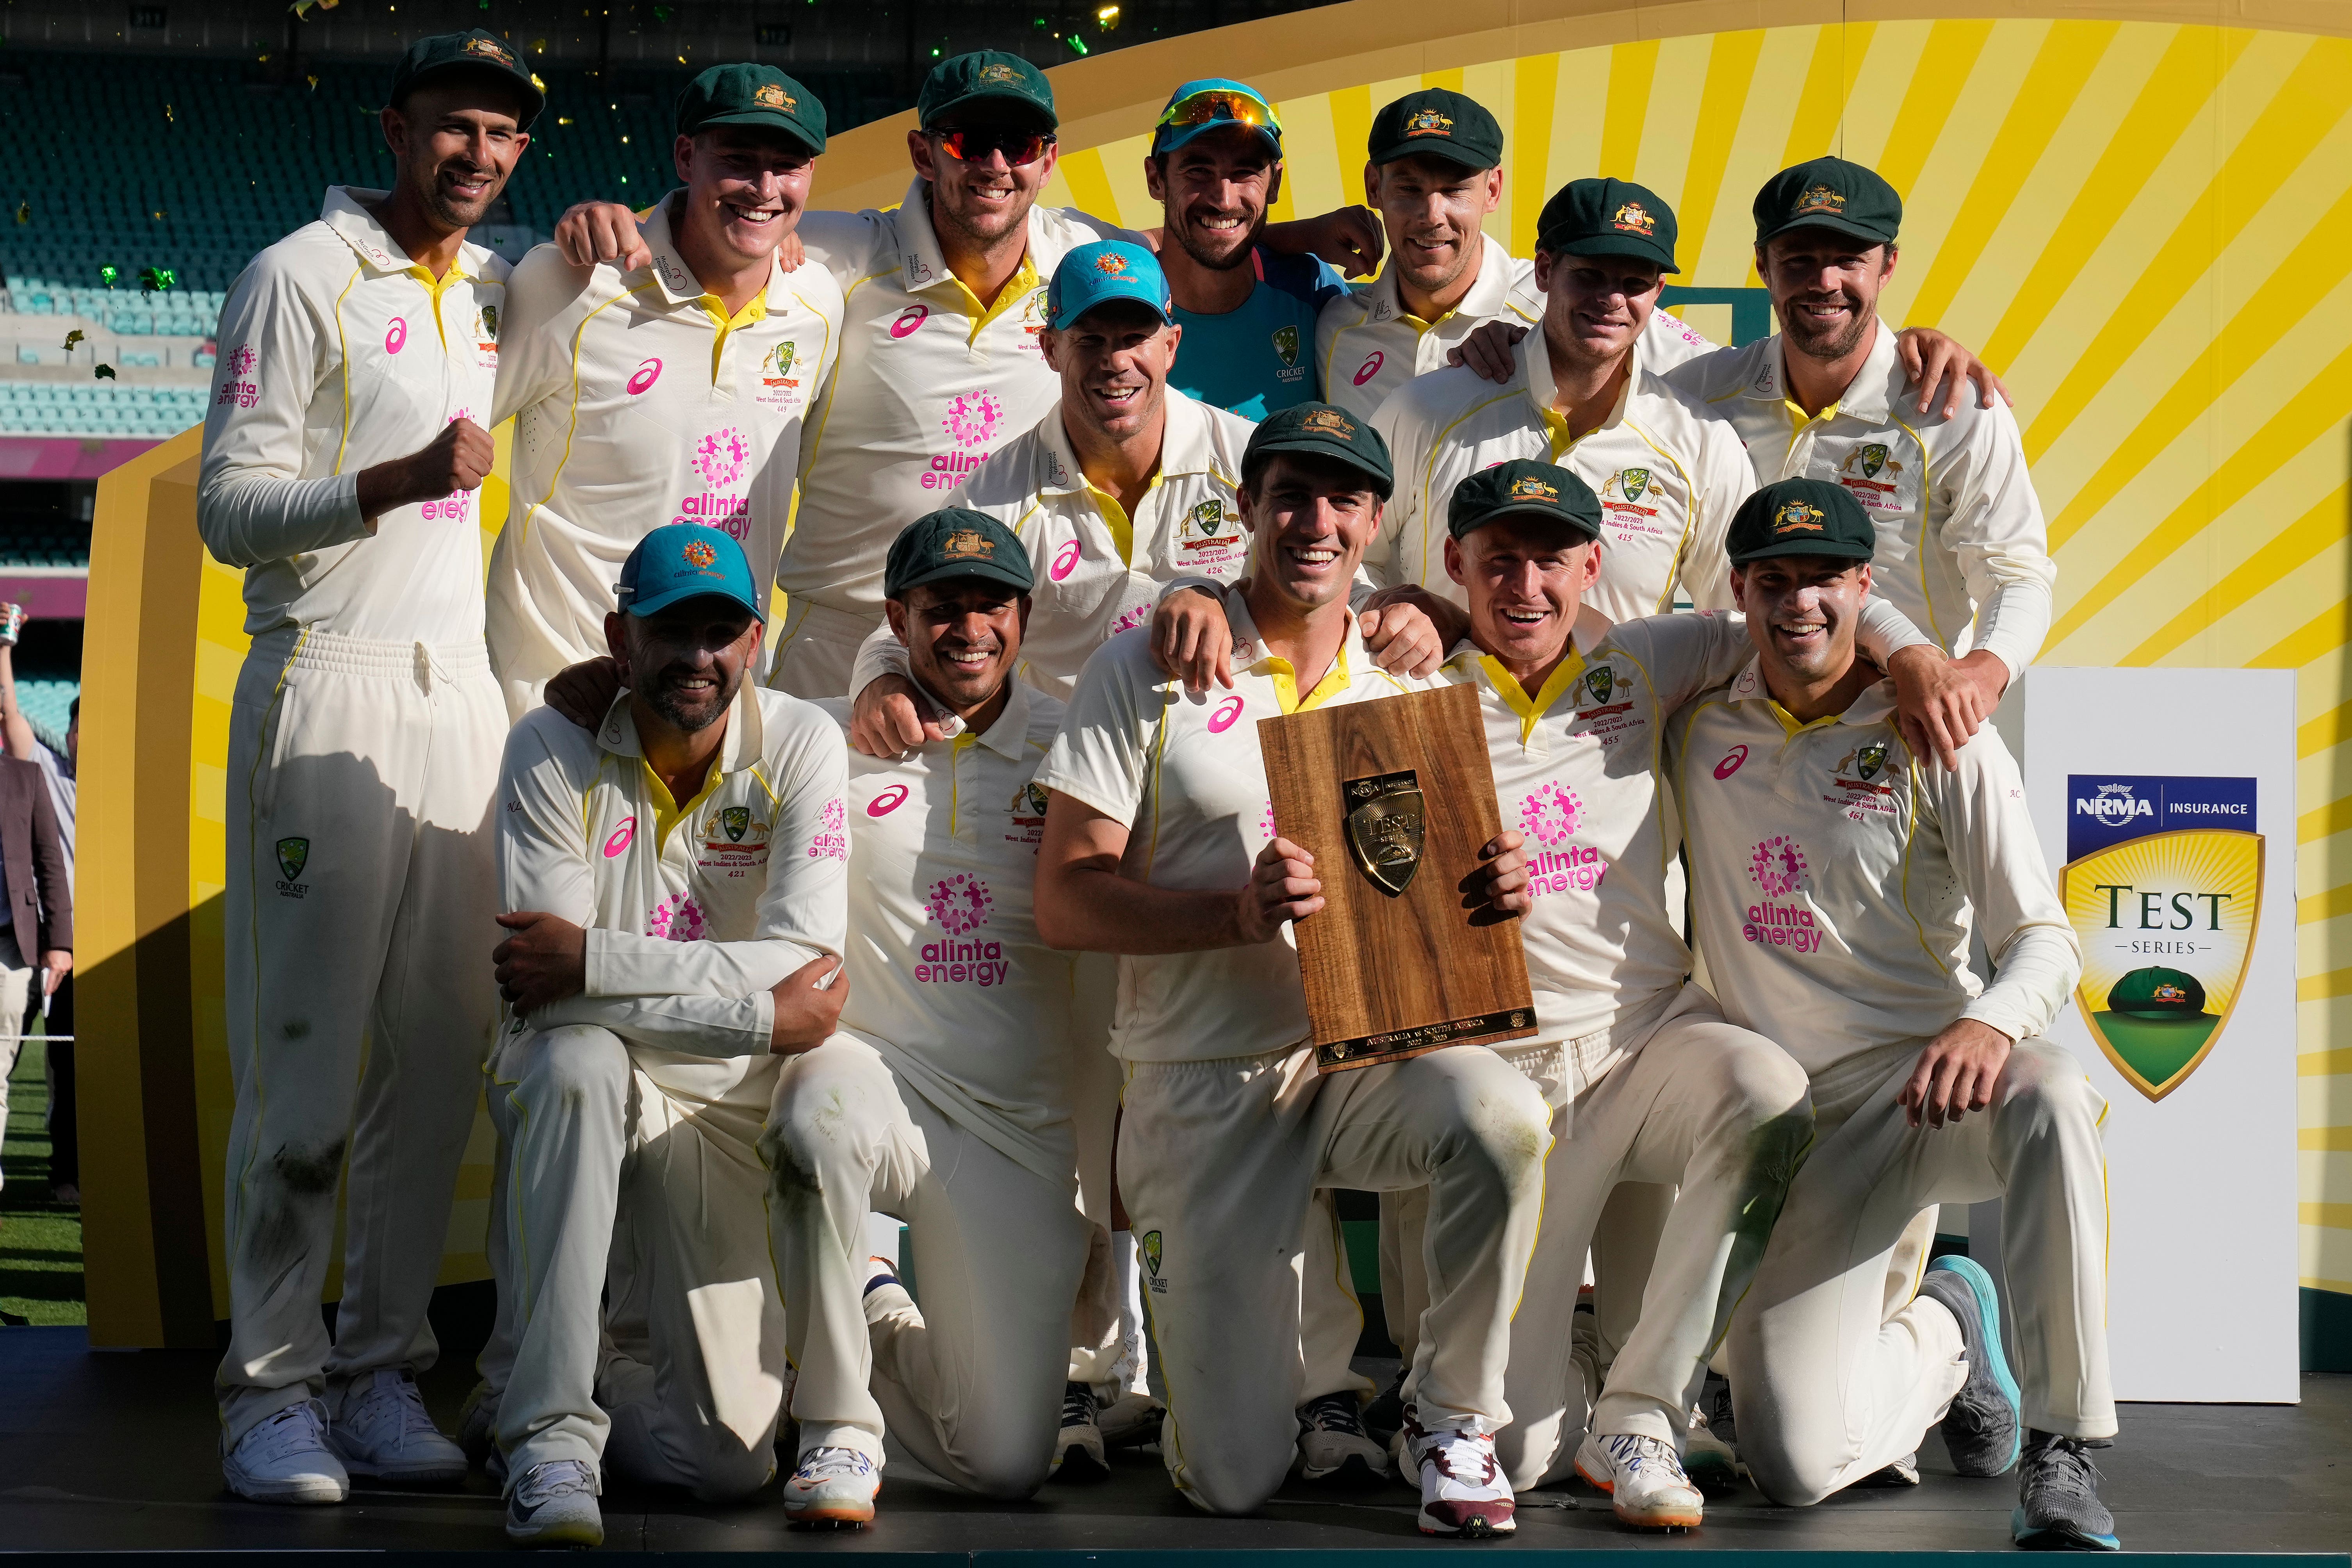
(274, 836), (310, 898)
(1141, 1228), (1165, 1292)
(1749, 835), (1807, 897)
(926, 873), (994, 934)
(1606, 468), (1650, 504)
(720, 805), (752, 842)
(1272, 324), (1299, 368)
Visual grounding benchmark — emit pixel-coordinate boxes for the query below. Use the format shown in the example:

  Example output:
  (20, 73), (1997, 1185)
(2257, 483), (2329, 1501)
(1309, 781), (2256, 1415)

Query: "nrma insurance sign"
(2061, 776), (2261, 1103)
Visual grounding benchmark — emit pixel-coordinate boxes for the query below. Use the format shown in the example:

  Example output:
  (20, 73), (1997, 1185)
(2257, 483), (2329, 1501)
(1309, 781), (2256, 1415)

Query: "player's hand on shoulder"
(1468, 828), (1532, 920)
(1899, 1017), (2014, 1129)
(1446, 321), (1528, 384)
(1151, 584), (1237, 696)
(770, 952), (849, 1054)
(492, 910), (588, 1013)
(1238, 837), (1322, 944)
(544, 656), (623, 731)
(776, 229), (807, 274)
(1278, 205), (1383, 278)
(1894, 327), (2012, 418)
(1359, 586), (1466, 678)
(1887, 645), (2003, 772)
(850, 673), (949, 759)
(554, 200), (652, 271)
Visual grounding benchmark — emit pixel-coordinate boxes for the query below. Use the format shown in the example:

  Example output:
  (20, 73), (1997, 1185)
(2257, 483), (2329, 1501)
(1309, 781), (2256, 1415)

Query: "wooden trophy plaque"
(1260, 682), (1537, 1073)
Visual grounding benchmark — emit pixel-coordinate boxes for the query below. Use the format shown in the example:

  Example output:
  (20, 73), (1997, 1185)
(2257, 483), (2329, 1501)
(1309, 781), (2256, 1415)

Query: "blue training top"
(1169, 248), (1349, 422)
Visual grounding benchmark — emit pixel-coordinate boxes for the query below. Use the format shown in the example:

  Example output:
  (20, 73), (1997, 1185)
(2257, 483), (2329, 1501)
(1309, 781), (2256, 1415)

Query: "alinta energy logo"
(808, 797), (849, 862)
(1743, 834), (1820, 952)
(918, 873), (1012, 987)
(925, 387), (1005, 492)
(1519, 782), (1603, 896)
(677, 426), (753, 537)
(926, 873), (994, 934)
(647, 892), (707, 942)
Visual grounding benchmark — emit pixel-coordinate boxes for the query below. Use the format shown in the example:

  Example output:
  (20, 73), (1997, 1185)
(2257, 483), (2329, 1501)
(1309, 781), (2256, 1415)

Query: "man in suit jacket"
(0, 745), (71, 1196)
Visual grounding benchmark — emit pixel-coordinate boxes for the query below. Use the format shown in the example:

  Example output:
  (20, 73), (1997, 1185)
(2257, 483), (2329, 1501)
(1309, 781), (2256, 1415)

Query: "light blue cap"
(618, 524), (763, 619)
(1046, 241), (1175, 331)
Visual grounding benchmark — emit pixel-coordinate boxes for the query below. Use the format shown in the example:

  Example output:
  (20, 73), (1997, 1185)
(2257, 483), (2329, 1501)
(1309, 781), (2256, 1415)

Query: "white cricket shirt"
(1665, 321), (2055, 679)
(497, 681), (849, 1080)
(1369, 329), (1755, 622)
(848, 388), (1257, 704)
(198, 187), (506, 646)
(816, 682), (1078, 1184)
(1034, 588), (1418, 1063)
(485, 195), (844, 711)
(1668, 663), (2079, 1074)
(780, 182), (1132, 628)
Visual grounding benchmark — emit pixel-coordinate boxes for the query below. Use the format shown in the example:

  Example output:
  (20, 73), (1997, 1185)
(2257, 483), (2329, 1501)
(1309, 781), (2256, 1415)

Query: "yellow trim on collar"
(696, 289), (769, 383)
(1086, 470), (1164, 568)
(641, 754), (724, 852)
(1541, 404), (1581, 461)
(403, 259), (470, 351)
(1264, 638), (1352, 715)
(945, 249), (1043, 346)
(1479, 647), (1588, 747)
(1782, 396), (1841, 461)
(1764, 698), (1845, 738)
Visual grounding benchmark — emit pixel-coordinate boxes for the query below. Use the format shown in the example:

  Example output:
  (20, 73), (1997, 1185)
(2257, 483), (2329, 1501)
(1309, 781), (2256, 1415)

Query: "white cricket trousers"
(1726, 1037), (2115, 1506)
(763, 1036), (1092, 1496)
(0, 931), (36, 1195)
(1493, 988), (1811, 1488)
(215, 629), (502, 1446)
(487, 1025), (790, 1499)
(1120, 1042), (1553, 1516)
(770, 602), (880, 700)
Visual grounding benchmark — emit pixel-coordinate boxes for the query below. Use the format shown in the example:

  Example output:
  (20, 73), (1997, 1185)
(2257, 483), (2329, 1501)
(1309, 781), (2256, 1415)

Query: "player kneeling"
(1670, 480), (2119, 1550)
(763, 510), (1099, 1525)
(481, 526), (850, 1546)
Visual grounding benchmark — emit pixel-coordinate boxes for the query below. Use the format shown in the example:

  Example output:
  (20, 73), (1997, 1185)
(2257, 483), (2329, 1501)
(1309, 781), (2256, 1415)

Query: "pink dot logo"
(1207, 695), (1244, 733)
(1259, 799), (1276, 839)
(603, 816), (636, 857)
(647, 891), (707, 942)
(228, 343), (257, 377)
(890, 305), (930, 339)
(941, 387), (1004, 451)
(926, 872), (994, 934)
(867, 784), (909, 817)
(1109, 600), (1152, 636)
(385, 317), (408, 354)
(1517, 781), (1583, 846)
(1352, 351), (1385, 387)
(627, 358), (662, 395)
(808, 796), (848, 862)
(1714, 745), (1748, 780)
(1748, 835), (1807, 897)
(695, 426), (750, 488)
(1050, 539), (1082, 581)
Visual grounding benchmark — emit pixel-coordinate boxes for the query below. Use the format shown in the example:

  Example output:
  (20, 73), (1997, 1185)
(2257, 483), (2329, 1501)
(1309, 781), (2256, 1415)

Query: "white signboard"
(2007, 667), (2298, 1402)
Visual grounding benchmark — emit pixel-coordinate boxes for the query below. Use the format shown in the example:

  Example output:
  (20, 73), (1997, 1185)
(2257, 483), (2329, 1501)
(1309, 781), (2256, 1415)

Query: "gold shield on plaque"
(1344, 769), (1424, 896)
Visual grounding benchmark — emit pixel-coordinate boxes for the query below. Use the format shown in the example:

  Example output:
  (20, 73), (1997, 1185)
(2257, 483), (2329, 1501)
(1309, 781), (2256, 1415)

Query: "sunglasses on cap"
(1155, 86), (1282, 138)
(928, 126), (1057, 166)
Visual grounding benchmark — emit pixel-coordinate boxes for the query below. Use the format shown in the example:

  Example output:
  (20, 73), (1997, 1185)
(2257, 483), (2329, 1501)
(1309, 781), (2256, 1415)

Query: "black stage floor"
(4, 1327), (2349, 1557)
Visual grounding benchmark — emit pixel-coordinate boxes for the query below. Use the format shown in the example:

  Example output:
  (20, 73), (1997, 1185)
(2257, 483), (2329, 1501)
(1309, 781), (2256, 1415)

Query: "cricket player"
(1316, 89), (1714, 421)
(1032, 402), (1552, 1534)
(1367, 178), (1755, 629)
(486, 62), (843, 718)
(1669, 479), (2116, 1548)
(481, 524), (850, 1545)
(1666, 158), (2054, 722)
(196, 30), (537, 1505)
(764, 509), (1094, 1524)
(1144, 79), (1350, 419)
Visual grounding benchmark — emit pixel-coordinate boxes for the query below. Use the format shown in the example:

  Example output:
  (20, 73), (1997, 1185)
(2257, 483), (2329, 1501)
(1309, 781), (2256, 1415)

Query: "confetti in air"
(140, 267), (177, 295)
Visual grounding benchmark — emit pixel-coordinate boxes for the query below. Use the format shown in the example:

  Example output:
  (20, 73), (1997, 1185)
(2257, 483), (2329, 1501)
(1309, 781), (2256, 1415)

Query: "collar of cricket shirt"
(1362, 231), (1515, 330)
(1743, 315), (1899, 428)
(323, 185), (481, 280)
(1722, 652), (1898, 737)
(594, 677), (769, 772)
(1037, 385), (1222, 497)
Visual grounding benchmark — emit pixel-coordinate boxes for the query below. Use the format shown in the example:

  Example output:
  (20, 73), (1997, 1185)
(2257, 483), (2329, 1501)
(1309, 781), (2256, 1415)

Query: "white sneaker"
(1576, 1432), (1704, 1530)
(1098, 1388), (1164, 1448)
(1402, 1414), (1515, 1537)
(457, 1380), (498, 1471)
(327, 1368), (467, 1486)
(1294, 1390), (1390, 1487)
(505, 1458), (602, 1548)
(1049, 1381), (1110, 1481)
(783, 1446), (880, 1528)
(221, 1400), (350, 1505)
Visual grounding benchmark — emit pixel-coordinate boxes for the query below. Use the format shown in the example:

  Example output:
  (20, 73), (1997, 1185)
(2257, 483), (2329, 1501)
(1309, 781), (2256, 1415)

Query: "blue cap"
(618, 524), (764, 619)
(1046, 241), (1174, 330)
(1151, 78), (1283, 157)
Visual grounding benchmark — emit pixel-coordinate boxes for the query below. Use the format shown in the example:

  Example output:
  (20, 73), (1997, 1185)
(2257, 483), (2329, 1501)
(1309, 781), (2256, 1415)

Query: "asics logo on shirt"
(627, 358), (662, 395)
(867, 784), (909, 816)
(890, 304), (929, 339)
(1207, 695), (1245, 733)
(1050, 539), (1082, 581)
(385, 317), (408, 354)
(1353, 351), (1384, 387)
(1713, 745), (1748, 779)
(604, 816), (637, 857)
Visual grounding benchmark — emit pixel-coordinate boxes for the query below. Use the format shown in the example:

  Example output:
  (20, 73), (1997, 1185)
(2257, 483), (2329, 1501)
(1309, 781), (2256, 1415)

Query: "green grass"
(3, 1032), (86, 1325)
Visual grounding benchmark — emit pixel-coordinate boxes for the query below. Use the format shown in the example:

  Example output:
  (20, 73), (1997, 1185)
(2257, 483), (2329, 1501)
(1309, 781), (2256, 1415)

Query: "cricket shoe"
(1577, 1432), (1704, 1530)
(784, 1446), (880, 1528)
(1856, 1452), (1923, 1488)
(1918, 1256), (2022, 1477)
(1684, 1378), (1745, 1498)
(1098, 1388), (1164, 1448)
(505, 1458), (602, 1548)
(1401, 1413), (1515, 1537)
(1294, 1390), (1390, 1488)
(328, 1368), (466, 1486)
(1049, 1382), (1109, 1482)
(2013, 1431), (2120, 1551)
(221, 1400), (349, 1505)
(457, 1380), (499, 1471)
(1362, 1364), (1408, 1445)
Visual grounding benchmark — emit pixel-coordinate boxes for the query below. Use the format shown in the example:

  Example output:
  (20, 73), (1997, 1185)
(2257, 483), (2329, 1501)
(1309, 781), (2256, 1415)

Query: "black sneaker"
(1295, 1390), (1391, 1488)
(1683, 1374), (1746, 1497)
(1049, 1381), (1108, 1482)
(1918, 1256), (2022, 1476)
(1362, 1365), (1408, 1445)
(2013, 1430), (2120, 1550)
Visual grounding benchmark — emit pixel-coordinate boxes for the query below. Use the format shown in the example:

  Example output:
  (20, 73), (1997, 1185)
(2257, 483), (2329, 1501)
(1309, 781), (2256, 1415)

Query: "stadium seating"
(0, 54), (898, 341)
(0, 380), (207, 439)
